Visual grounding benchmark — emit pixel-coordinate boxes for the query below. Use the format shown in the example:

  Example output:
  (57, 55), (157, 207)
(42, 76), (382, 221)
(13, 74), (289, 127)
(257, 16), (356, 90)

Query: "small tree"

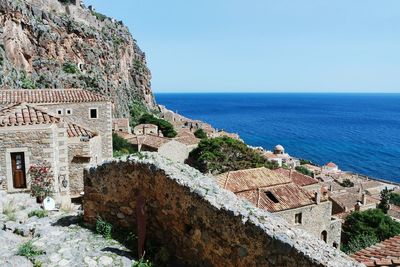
(378, 188), (391, 214)
(28, 161), (53, 201)
(340, 179), (354, 188)
(194, 129), (207, 139)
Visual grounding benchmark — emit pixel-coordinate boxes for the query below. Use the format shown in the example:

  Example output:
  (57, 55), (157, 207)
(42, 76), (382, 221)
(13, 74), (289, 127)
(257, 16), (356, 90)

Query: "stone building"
(264, 145), (300, 168)
(0, 103), (99, 206)
(216, 167), (342, 248)
(112, 118), (131, 134)
(133, 123), (159, 136)
(0, 89), (113, 201)
(0, 89), (113, 159)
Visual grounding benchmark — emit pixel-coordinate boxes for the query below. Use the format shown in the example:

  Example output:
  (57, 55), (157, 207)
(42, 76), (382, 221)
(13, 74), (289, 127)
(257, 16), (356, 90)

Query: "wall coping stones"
(85, 152), (363, 267)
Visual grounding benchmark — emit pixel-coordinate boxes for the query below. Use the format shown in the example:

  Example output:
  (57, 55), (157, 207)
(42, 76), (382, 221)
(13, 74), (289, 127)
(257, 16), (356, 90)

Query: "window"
(57, 109), (63, 115)
(89, 108), (98, 119)
(265, 191), (279, 203)
(66, 109), (72, 115)
(295, 213), (302, 224)
(321, 230), (328, 242)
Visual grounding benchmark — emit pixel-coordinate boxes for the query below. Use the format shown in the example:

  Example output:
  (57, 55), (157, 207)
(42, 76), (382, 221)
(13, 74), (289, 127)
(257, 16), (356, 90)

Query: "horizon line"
(154, 91), (400, 94)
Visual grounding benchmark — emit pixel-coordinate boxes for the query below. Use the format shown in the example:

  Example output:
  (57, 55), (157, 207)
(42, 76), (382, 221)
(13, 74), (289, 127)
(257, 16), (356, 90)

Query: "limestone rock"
(0, 0), (156, 116)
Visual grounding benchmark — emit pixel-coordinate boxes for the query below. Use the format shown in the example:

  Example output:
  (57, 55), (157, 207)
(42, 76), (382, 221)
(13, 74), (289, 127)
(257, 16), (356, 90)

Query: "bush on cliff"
(341, 209), (400, 253)
(138, 114), (177, 138)
(194, 129), (207, 139)
(186, 136), (279, 174)
(112, 133), (136, 156)
(295, 166), (314, 177)
(390, 192), (400, 206)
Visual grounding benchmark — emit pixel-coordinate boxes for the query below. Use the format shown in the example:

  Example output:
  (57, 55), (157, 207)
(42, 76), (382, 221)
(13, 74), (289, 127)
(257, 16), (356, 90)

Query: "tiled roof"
(326, 162), (338, 168)
(236, 184), (316, 212)
(351, 235), (400, 266)
(216, 167), (291, 192)
(0, 103), (96, 139)
(0, 89), (109, 105)
(273, 168), (319, 187)
(216, 167), (317, 212)
(67, 122), (96, 138)
(0, 103), (60, 126)
(122, 133), (171, 149)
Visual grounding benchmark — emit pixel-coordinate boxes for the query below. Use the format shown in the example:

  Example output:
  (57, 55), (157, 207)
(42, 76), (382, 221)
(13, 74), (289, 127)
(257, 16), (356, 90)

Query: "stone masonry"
(83, 153), (362, 267)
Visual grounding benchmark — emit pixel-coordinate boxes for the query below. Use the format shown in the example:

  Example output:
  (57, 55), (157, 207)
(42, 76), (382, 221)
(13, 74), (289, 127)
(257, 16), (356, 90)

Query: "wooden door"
(11, 152), (26, 189)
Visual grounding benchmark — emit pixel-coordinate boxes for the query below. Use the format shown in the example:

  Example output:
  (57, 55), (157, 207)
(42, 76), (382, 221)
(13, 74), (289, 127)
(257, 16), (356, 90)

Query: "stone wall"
(42, 102), (112, 159)
(83, 153), (361, 267)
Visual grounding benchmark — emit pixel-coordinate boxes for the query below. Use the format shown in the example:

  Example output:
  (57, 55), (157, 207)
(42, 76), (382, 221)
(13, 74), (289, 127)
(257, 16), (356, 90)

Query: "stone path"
(0, 192), (136, 267)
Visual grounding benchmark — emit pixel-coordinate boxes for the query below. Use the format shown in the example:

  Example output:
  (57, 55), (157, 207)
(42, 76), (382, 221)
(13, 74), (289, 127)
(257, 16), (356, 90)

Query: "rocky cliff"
(0, 0), (156, 117)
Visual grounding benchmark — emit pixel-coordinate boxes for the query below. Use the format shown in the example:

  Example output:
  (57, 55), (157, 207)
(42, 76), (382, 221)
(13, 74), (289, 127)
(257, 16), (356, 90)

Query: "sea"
(155, 93), (400, 183)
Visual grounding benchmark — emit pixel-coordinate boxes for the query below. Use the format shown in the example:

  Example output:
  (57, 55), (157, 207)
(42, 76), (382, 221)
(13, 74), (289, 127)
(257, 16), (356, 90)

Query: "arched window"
(321, 230), (327, 242)
(333, 242), (338, 249)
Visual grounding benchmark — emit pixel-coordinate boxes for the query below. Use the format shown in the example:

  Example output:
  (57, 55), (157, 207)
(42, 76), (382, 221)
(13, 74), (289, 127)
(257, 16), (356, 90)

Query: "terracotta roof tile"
(0, 103), (60, 126)
(0, 103), (96, 139)
(273, 168), (318, 187)
(351, 235), (400, 266)
(216, 167), (317, 212)
(0, 89), (109, 105)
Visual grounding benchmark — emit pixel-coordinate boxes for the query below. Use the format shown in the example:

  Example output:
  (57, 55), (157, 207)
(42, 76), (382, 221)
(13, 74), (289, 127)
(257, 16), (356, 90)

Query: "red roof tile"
(0, 89), (109, 105)
(0, 103), (96, 139)
(216, 167), (317, 212)
(273, 168), (318, 187)
(351, 235), (400, 266)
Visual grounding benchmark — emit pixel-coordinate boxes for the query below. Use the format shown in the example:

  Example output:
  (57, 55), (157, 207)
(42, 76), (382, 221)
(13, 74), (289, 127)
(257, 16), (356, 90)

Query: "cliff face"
(0, 0), (156, 117)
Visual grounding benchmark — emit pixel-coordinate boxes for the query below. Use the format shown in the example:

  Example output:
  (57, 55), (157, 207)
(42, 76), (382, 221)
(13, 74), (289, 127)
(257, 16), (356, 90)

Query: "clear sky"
(84, 0), (399, 93)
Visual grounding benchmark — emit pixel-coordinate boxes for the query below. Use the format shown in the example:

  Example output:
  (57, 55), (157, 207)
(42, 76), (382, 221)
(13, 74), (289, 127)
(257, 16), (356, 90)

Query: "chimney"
(362, 194), (367, 205)
(329, 184), (333, 192)
(315, 191), (321, 204)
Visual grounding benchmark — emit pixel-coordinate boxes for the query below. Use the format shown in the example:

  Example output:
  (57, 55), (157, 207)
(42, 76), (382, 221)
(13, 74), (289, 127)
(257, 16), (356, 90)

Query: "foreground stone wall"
(83, 153), (361, 267)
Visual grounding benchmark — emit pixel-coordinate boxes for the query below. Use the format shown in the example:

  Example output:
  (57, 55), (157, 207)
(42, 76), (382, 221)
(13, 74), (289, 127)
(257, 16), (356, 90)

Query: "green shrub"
(299, 159), (312, 165)
(17, 241), (44, 259)
(113, 133), (136, 156)
(96, 217), (113, 239)
(378, 188), (391, 214)
(194, 129), (207, 139)
(92, 11), (108, 21)
(187, 136), (278, 174)
(138, 114), (177, 138)
(3, 201), (16, 221)
(339, 178), (354, 188)
(390, 192), (400, 206)
(132, 258), (153, 267)
(21, 73), (36, 89)
(130, 100), (150, 126)
(295, 166), (314, 177)
(28, 210), (48, 218)
(342, 209), (400, 253)
(343, 233), (378, 254)
(62, 62), (79, 74)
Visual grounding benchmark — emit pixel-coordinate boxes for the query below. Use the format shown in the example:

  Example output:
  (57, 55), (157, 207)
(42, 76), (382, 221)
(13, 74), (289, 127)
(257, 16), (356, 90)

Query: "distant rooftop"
(0, 89), (109, 105)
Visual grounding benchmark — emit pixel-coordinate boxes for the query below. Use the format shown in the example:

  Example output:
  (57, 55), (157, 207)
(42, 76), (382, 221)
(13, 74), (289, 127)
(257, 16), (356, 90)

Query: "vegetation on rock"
(339, 178), (354, 188)
(95, 217), (113, 239)
(21, 72), (36, 89)
(28, 210), (48, 218)
(194, 129), (207, 139)
(17, 241), (45, 260)
(295, 166), (314, 177)
(377, 188), (391, 214)
(138, 114), (177, 138)
(341, 209), (400, 254)
(389, 192), (400, 206)
(112, 133), (136, 157)
(186, 136), (279, 174)
(62, 62), (80, 74)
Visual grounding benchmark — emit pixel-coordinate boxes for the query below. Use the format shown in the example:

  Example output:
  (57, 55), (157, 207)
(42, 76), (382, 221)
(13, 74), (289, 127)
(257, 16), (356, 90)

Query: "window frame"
(56, 109), (63, 115)
(295, 212), (303, 225)
(66, 109), (73, 115)
(89, 108), (98, 119)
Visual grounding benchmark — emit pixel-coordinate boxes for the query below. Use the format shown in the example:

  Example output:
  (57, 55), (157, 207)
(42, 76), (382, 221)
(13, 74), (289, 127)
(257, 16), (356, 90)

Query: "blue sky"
(84, 0), (399, 93)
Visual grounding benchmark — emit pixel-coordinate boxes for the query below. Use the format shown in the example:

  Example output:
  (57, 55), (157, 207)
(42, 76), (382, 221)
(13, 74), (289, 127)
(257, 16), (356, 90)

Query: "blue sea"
(155, 93), (400, 183)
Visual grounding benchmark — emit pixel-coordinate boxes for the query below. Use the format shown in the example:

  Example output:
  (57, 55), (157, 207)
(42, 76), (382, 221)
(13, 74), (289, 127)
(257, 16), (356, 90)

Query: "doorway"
(11, 152), (27, 189)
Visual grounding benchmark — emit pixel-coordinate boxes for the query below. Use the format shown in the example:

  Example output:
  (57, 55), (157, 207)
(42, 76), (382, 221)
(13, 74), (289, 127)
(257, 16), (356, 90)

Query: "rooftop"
(0, 89), (109, 105)
(0, 103), (96, 138)
(351, 235), (400, 266)
(216, 167), (318, 212)
(273, 168), (319, 187)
